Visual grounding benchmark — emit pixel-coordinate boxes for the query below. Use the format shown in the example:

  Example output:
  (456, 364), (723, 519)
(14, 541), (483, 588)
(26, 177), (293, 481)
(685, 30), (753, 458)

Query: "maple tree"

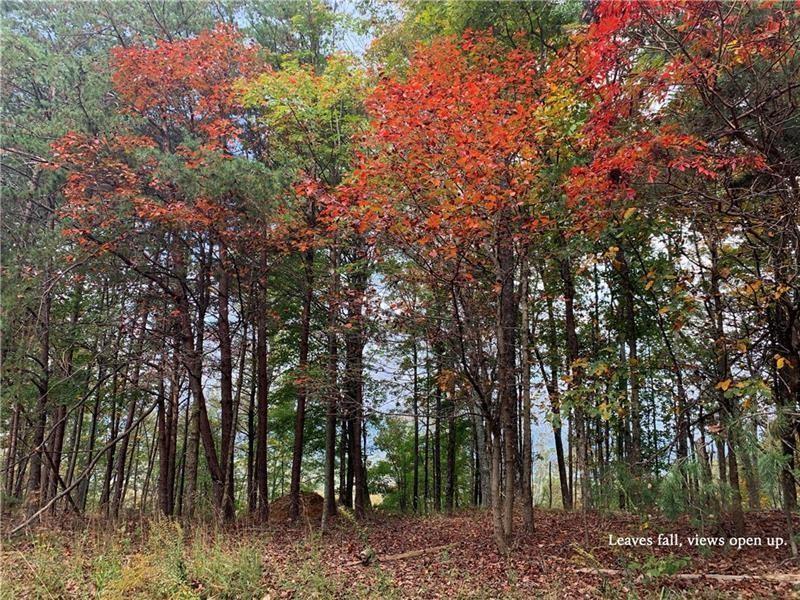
(347, 32), (555, 549)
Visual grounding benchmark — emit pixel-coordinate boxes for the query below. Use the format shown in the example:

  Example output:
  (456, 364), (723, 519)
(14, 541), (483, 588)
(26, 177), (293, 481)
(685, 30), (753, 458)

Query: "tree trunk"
(497, 211), (518, 541)
(246, 329), (257, 514)
(520, 256), (534, 532)
(4, 402), (21, 497)
(542, 295), (571, 510)
(615, 247), (641, 474)
(111, 305), (149, 518)
(255, 256), (271, 520)
(339, 416), (350, 507)
(289, 246), (314, 521)
(344, 246), (368, 518)
(26, 281), (51, 513)
(445, 390), (457, 514)
(100, 351), (122, 516)
(322, 247), (340, 527)
(412, 339), (420, 512)
(433, 351), (442, 512)
(771, 265), (798, 513)
(488, 423), (508, 553)
(346, 329), (365, 518)
(217, 243), (236, 521)
(560, 254), (588, 508)
(708, 238), (745, 535)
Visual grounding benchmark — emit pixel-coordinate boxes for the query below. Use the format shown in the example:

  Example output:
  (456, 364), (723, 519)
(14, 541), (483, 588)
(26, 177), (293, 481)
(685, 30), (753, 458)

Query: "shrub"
(185, 536), (263, 599)
(101, 520), (195, 600)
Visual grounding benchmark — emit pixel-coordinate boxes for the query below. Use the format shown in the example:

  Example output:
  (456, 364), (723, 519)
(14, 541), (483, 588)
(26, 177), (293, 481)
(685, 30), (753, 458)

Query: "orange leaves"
(110, 24), (261, 147)
(425, 213), (442, 231)
(53, 26), (278, 261)
(349, 31), (546, 270)
(559, 0), (800, 235)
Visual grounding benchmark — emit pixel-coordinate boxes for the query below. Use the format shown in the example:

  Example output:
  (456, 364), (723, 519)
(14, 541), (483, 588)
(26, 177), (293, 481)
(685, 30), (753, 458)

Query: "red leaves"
(349, 32), (544, 267)
(555, 0), (798, 235)
(110, 24), (261, 148)
(53, 26), (274, 260)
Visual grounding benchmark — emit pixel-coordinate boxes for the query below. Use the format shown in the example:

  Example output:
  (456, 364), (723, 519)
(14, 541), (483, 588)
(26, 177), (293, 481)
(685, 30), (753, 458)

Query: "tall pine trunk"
(289, 246), (314, 521)
(520, 256), (534, 532)
(322, 247), (339, 527)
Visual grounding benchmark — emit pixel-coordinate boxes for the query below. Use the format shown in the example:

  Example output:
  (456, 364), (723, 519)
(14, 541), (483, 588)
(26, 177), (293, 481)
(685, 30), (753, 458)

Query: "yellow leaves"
(658, 306), (670, 315)
(622, 206), (637, 221)
(598, 401), (611, 421)
(737, 279), (763, 298)
(736, 339), (748, 353)
(643, 269), (656, 291)
(571, 357), (588, 370)
(437, 369), (457, 392)
(725, 39), (741, 52)
(715, 379), (732, 392)
(775, 354), (786, 370)
(591, 362), (609, 376)
(773, 284), (790, 300)
(748, 279), (763, 292)
(604, 245), (619, 259)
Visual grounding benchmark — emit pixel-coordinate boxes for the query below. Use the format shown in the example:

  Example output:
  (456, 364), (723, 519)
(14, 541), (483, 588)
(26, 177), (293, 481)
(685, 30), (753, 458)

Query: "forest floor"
(2, 507), (799, 599)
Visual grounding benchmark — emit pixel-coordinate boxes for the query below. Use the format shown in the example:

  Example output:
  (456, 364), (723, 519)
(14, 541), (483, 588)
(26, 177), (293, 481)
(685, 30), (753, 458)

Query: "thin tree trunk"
(497, 212), (518, 543)
(520, 257), (534, 532)
(560, 254), (588, 509)
(615, 247), (641, 475)
(26, 281), (51, 513)
(433, 349), (442, 512)
(412, 339), (420, 512)
(339, 416), (350, 507)
(322, 247), (340, 527)
(541, 294), (571, 510)
(289, 245), (315, 521)
(111, 304), (149, 518)
(217, 243), (236, 521)
(4, 402), (21, 497)
(708, 238), (745, 535)
(255, 256), (271, 520)
(488, 423), (508, 553)
(445, 390), (457, 514)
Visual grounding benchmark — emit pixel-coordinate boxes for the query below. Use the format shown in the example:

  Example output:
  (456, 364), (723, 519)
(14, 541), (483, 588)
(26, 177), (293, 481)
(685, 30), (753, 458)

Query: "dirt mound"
(269, 491), (324, 523)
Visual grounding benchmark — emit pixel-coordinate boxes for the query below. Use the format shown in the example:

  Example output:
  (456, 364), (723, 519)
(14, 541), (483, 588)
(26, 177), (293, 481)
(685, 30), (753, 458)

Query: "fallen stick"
(575, 567), (800, 584)
(344, 543), (456, 567)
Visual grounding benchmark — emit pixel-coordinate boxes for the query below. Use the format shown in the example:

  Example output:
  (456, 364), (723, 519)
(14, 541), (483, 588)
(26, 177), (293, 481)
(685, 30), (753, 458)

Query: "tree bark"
(255, 252), (271, 520)
(445, 389), (457, 514)
(322, 247), (340, 527)
(289, 246), (314, 521)
(520, 256), (534, 532)
(26, 279), (51, 513)
(497, 211), (518, 541)
(217, 243), (236, 521)
(560, 253), (588, 509)
(412, 339), (420, 512)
